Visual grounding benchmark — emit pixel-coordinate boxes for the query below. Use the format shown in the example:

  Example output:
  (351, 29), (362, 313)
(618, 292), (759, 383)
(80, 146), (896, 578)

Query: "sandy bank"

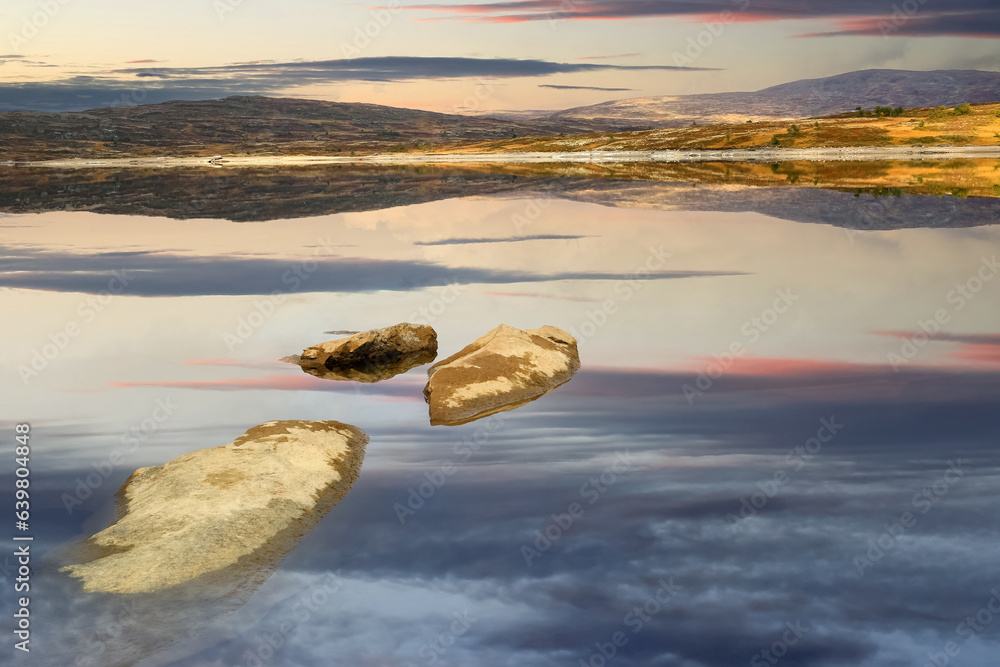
(19, 145), (1000, 169)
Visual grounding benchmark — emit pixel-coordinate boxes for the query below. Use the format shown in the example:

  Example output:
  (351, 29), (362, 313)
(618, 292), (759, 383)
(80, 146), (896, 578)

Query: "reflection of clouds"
(414, 234), (588, 245)
(134, 365), (1000, 666)
(4, 181), (1000, 666)
(562, 182), (1000, 231)
(874, 330), (1000, 365)
(0, 245), (739, 296)
(13, 354), (1000, 666)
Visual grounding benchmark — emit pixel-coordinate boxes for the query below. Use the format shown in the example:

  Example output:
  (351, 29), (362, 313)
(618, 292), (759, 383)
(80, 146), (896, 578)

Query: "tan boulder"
(59, 420), (367, 594)
(424, 324), (580, 426)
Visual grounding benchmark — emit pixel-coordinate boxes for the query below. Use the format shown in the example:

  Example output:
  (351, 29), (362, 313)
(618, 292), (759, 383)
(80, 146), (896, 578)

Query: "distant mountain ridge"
(2, 69), (1000, 160)
(547, 69), (1000, 127)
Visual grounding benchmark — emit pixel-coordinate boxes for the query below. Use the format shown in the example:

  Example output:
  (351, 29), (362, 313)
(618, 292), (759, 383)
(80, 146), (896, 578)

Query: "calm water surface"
(2, 164), (999, 666)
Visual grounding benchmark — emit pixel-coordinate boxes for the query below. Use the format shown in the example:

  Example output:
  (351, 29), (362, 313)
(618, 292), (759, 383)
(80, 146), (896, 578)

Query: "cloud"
(104, 360), (1000, 406)
(539, 84), (634, 91)
(110, 374), (425, 398)
(0, 56), (715, 111)
(872, 331), (1000, 365)
(402, 0), (1000, 37)
(577, 53), (644, 60)
(482, 290), (599, 302)
(109, 55), (713, 80)
(413, 234), (588, 245)
(800, 11), (1000, 38)
(0, 54), (52, 67)
(0, 246), (743, 296)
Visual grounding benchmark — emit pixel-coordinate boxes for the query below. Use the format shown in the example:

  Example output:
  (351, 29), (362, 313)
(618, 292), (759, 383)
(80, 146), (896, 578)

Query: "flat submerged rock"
(59, 420), (367, 594)
(424, 324), (580, 426)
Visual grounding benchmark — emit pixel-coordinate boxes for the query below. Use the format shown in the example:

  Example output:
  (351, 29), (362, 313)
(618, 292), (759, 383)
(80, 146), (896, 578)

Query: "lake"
(2, 160), (999, 666)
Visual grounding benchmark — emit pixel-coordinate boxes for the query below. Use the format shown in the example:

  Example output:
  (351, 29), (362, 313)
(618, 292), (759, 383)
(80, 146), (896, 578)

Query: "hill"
(0, 95), (613, 162)
(547, 69), (1000, 127)
(432, 102), (1000, 153)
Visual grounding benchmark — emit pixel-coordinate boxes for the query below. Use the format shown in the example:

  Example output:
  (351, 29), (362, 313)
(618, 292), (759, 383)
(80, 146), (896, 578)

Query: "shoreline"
(13, 145), (1000, 169)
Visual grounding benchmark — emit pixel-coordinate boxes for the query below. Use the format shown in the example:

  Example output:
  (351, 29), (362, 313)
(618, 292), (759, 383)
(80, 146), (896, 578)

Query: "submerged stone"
(59, 420), (367, 594)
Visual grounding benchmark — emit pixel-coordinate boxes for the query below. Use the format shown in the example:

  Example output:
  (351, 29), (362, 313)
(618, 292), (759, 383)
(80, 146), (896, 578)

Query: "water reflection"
(3, 160), (999, 666)
(1, 160), (997, 227)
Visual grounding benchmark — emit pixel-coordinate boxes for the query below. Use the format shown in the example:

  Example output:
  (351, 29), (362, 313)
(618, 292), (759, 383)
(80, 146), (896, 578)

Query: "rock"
(289, 322), (437, 383)
(59, 420), (367, 595)
(424, 324), (580, 426)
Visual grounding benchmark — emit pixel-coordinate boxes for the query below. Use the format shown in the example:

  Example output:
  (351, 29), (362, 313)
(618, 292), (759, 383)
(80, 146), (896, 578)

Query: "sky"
(1, 0), (1000, 112)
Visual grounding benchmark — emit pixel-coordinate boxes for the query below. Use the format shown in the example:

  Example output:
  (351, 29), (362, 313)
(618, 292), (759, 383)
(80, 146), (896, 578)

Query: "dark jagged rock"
(289, 322), (437, 383)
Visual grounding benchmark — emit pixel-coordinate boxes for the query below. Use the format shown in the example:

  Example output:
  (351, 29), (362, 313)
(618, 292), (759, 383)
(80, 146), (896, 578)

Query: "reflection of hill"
(0, 161), (997, 228)
(0, 165), (563, 221)
(558, 182), (1000, 231)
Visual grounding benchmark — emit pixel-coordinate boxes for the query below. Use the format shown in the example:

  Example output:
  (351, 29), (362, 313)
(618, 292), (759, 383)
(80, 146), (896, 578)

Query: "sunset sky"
(1, 0), (999, 112)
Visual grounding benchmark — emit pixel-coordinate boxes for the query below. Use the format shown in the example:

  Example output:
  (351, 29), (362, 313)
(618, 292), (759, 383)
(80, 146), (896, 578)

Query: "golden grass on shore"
(423, 103), (1000, 155)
